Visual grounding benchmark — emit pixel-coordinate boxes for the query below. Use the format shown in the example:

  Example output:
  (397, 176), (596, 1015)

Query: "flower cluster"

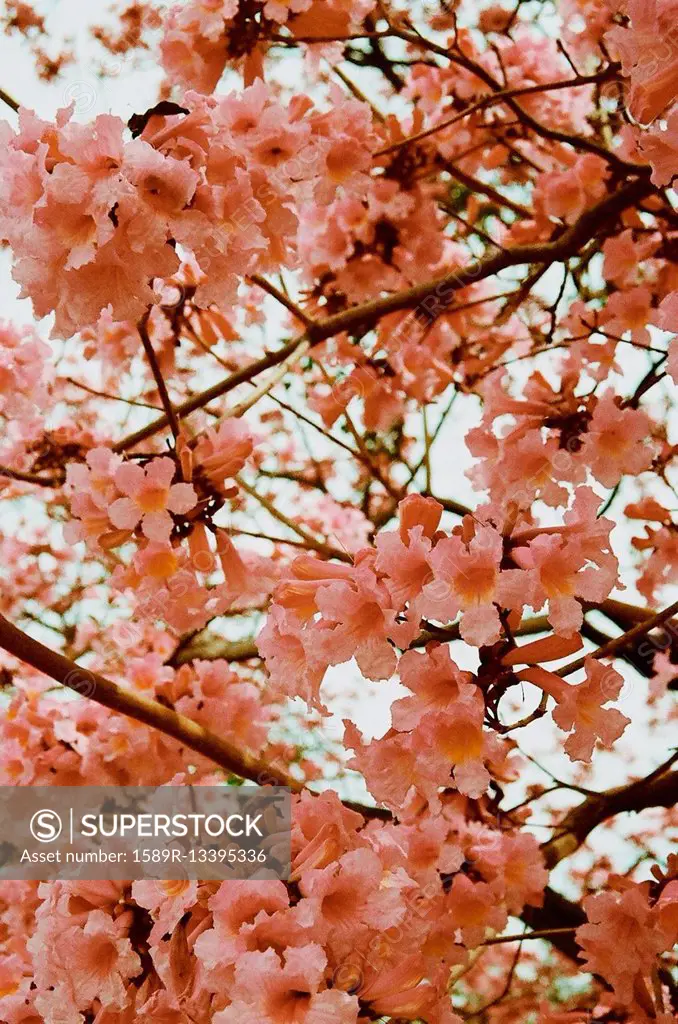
(0, 82), (376, 337)
(160, 0), (378, 92)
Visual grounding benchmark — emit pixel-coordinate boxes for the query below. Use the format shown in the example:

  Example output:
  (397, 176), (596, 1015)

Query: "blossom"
(0, 321), (51, 421)
(194, 880), (290, 972)
(213, 945), (360, 1024)
(551, 660), (631, 762)
(600, 285), (653, 347)
(420, 521), (518, 646)
(374, 493), (442, 610)
(65, 446), (126, 547)
(538, 154), (608, 224)
(602, 229), (658, 287)
(512, 531), (616, 637)
(580, 393), (654, 488)
(419, 696), (492, 798)
(109, 458), (197, 542)
(638, 108), (678, 185)
(298, 847), (413, 955)
(131, 879), (198, 943)
(445, 874), (507, 948)
(576, 883), (670, 1002)
(194, 419), (254, 494)
(344, 720), (439, 813)
(606, 0), (678, 123)
(393, 644), (473, 730)
(28, 909), (141, 1017)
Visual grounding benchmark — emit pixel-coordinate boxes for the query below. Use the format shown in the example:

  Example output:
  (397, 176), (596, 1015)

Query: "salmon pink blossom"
(109, 457), (197, 542)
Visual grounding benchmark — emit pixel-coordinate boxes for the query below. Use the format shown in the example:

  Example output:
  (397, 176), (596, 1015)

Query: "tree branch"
(542, 756), (678, 868)
(0, 612), (299, 790)
(114, 178), (652, 454)
(114, 337), (306, 453)
(557, 599), (678, 678)
(138, 312), (181, 440)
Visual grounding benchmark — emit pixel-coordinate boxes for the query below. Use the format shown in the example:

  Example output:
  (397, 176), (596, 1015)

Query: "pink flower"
(0, 321), (51, 421)
(299, 848), (412, 955)
(213, 945), (359, 1024)
(602, 229), (658, 287)
(445, 874), (507, 948)
(606, 0), (678, 124)
(600, 285), (653, 347)
(123, 139), (199, 217)
(551, 659), (630, 762)
(29, 909), (140, 1016)
(66, 446), (122, 512)
(195, 880), (290, 972)
(131, 879), (198, 944)
(109, 457), (196, 542)
(512, 532), (616, 637)
(374, 494), (442, 610)
(194, 419), (254, 494)
(420, 521), (520, 646)
(311, 566), (398, 681)
(419, 696), (492, 799)
(538, 154), (608, 224)
(638, 108), (678, 185)
(65, 447), (127, 548)
(576, 883), (670, 1002)
(257, 605), (327, 709)
(393, 645), (474, 731)
(344, 720), (436, 813)
(580, 392), (654, 488)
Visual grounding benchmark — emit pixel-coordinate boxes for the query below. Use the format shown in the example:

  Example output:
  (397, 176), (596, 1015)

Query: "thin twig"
(235, 474), (352, 562)
(557, 599), (678, 678)
(223, 340), (311, 420)
(332, 64), (385, 122)
(481, 927), (577, 946)
(0, 87), (19, 113)
(248, 274), (315, 327)
(138, 312), (181, 440)
(67, 377), (162, 411)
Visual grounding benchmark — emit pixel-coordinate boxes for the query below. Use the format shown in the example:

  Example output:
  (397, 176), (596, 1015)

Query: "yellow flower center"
(138, 485), (169, 513)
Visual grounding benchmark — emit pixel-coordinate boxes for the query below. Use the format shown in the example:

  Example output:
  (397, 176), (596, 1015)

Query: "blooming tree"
(0, 0), (677, 1021)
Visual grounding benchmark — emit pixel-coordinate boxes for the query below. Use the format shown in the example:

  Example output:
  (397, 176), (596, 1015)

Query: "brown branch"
(0, 612), (299, 790)
(0, 465), (60, 487)
(138, 312), (181, 440)
(0, 87), (19, 113)
(438, 156), (531, 219)
(542, 756), (678, 868)
(375, 71), (617, 157)
(305, 176), (651, 341)
(66, 377), (163, 411)
(113, 337), (305, 453)
(168, 634), (260, 667)
(481, 926), (577, 946)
